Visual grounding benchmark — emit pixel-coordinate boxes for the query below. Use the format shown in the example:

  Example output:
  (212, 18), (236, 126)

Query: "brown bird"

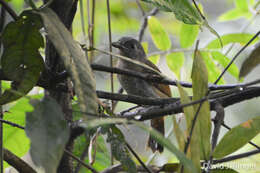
(112, 37), (172, 152)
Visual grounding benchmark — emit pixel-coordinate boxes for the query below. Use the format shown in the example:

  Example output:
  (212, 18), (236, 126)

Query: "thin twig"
(191, 0), (205, 20)
(136, 0), (145, 16)
(125, 142), (153, 173)
(79, 0), (86, 37)
(224, 13), (259, 56)
(212, 149), (260, 164)
(0, 0), (18, 20)
(64, 149), (99, 173)
(88, 0), (96, 62)
(0, 118), (24, 130)
(214, 30), (260, 84)
(106, 0), (115, 112)
(74, 144), (89, 173)
(138, 7), (159, 42)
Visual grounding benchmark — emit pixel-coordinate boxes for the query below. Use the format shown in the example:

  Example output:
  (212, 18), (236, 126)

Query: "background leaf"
(206, 33), (259, 49)
(148, 16), (171, 50)
(239, 42), (260, 78)
(3, 97), (35, 169)
(26, 96), (70, 173)
(201, 52), (224, 84)
(166, 52), (184, 79)
(213, 116), (260, 158)
(180, 23), (199, 48)
(211, 51), (239, 79)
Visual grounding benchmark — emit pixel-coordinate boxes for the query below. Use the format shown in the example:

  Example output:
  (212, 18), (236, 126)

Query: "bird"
(112, 37), (172, 152)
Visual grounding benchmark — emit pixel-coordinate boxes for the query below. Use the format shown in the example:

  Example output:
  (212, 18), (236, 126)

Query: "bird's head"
(112, 37), (146, 61)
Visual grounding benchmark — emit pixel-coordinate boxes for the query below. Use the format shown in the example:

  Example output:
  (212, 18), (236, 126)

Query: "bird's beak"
(112, 41), (123, 49)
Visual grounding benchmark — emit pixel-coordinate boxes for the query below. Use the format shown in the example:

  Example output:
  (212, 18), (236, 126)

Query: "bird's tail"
(148, 117), (165, 153)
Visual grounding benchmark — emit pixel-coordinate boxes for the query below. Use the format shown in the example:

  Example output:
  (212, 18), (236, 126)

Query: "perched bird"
(112, 37), (172, 152)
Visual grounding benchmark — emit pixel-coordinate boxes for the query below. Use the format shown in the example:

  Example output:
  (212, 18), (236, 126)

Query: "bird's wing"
(144, 59), (172, 98)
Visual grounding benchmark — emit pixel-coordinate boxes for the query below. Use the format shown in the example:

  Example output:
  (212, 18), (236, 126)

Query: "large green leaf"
(26, 96), (70, 173)
(148, 16), (171, 50)
(239, 42), (260, 78)
(37, 7), (98, 115)
(0, 10), (44, 105)
(177, 84), (201, 172)
(213, 116), (260, 158)
(191, 51), (211, 160)
(211, 51), (239, 79)
(206, 33), (259, 49)
(180, 23), (199, 48)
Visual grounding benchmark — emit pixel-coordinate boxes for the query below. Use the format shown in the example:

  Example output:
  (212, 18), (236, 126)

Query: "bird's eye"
(130, 44), (136, 49)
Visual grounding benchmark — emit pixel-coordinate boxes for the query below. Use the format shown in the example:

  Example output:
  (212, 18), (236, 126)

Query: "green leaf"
(210, 168), (239, 173)
(142, 0), (203, 24)
(161, 163), (180, 172)
(166, 52), (184, 79)
(235, 0), (248, 10)
(191, 51), (211, 160)
(206, 33), (259, 49)
(80, 118), (198, 173)
(219, 0), (251, 21)
(3, 97), (33, 169)
(37, 7), (98, 115)
(148, 16), (171, 50)
(180, 23), (199, 48)
(0, 10), (44, 105)
(26, 96), (70, 173)
(148, 55), (160, 65)
(105, 125), (137, 173)
(211, 51), (239, 79)
(141, 42), (149, 54)
(177, 84), (201, 172)
(218, 9), (252, 21)
(213, 116), (260, 158)
(173, 116), (185, 152)
(239, 42), (260, 78)
(200, 52), (224, 84)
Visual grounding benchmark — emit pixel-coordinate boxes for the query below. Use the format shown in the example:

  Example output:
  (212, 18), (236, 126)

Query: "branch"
(112, 87), (260, 121)
(91, 64), (247, 90)
(4, 148), (36, 173)
(138, 7), (159, 42)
